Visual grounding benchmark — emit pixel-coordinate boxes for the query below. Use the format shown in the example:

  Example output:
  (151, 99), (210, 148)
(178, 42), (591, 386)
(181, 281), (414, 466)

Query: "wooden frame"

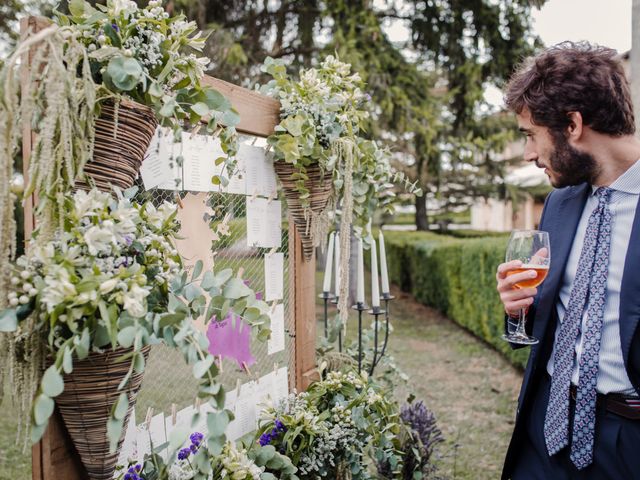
(21, 17), (317, 480)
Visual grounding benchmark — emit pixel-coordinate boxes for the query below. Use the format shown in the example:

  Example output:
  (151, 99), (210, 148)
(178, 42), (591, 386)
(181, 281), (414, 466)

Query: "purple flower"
(190, 432), (204, 445)
(364, 93), (372, 102)
(258, 432), (272, 446)
(275, 419), (286, 432)
(111, 23), (119, 32)
(123, 235), (134, 246)
(178, 447), (191, 460)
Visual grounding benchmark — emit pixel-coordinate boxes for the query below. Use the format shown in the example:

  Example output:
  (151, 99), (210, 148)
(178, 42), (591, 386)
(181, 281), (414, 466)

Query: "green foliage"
(55, 0), (240, 182)
(382, 231), (530, 368)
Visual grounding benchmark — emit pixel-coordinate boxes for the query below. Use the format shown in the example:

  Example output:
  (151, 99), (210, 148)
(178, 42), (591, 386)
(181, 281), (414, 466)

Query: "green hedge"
(382, 230), (529, 369)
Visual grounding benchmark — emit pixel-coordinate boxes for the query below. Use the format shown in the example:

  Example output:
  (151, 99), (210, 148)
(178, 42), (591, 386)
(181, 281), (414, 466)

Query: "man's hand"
(496, 260), (539, 317)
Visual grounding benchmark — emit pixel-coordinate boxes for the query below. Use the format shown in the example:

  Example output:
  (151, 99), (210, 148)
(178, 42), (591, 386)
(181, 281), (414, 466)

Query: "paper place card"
(117, 409), (138, 466)
(273, 367), (289, 404)
(268, 304), (285, 355)
(246, 197), (281, 248)
(233, 381), (258, 438)
(183, 135), (225, 192)
(220, 151), (246, 195)
(140, 127), (182, 190)
(264, 252), (284, 301)
(148, 413), (166, 454)
(242, 144), (277, 198)
(135, 423), (151, 463)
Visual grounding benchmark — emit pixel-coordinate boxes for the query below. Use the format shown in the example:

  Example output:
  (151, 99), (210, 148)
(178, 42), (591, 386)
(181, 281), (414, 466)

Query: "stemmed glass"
(501, 230), (550, 345)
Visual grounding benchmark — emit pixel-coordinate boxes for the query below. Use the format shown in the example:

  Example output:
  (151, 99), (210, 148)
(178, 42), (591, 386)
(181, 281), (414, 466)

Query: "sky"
(532, 0), (631, 53)
(482, 0), (632, 107)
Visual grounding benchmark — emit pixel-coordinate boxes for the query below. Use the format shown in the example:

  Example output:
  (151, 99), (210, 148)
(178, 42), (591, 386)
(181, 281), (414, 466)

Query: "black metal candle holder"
(351, 302), (367, 374)
(368, 305), (386, 376)
(318, 292), (335, 339)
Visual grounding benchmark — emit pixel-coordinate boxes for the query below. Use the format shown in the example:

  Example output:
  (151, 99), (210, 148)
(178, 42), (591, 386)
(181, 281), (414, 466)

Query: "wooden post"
(289, 223), (320, 391)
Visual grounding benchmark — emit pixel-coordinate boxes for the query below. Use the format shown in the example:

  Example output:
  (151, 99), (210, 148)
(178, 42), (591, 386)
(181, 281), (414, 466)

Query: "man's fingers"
(505, 297), (534, 313)
(531, 247), (549, 265)
(501, 288), (537, 302)
(498, 270), (539, 291)
(496, 260), (523, 280)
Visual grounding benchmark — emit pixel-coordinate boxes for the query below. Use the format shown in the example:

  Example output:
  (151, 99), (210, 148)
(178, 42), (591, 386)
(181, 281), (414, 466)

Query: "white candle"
(379, 231), (390, 295)
(371, 239), (380, 308)
(322, 232), (335, 293)
(334, 232), (341, 295)
(357, 239), (365, 304)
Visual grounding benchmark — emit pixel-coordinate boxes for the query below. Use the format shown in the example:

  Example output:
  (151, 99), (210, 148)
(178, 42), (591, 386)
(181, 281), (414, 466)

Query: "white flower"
(84, 226), (116, 255)
(99, 278), (119, 294)
(42, 267), (77, 312)
(122, 283), (150, 318)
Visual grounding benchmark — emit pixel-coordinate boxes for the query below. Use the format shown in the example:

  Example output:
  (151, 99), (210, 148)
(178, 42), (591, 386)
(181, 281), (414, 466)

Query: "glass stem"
(516, 307), (527, 338)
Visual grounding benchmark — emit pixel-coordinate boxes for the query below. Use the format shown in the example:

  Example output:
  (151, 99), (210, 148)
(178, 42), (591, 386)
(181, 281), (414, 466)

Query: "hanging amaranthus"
(0, 24), (98, 445)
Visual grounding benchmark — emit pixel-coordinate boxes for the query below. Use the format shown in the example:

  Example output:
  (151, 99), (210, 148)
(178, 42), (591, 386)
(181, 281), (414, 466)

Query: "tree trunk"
(415, 194), (429, 231)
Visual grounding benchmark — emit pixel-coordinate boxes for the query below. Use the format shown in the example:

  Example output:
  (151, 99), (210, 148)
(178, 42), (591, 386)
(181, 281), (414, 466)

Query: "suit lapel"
(619, 196), (640, 364)
(532, 184), (590, 342)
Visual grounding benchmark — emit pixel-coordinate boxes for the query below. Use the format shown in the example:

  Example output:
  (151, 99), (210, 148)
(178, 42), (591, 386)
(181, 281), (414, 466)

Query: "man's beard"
(547, 132), (600, 188)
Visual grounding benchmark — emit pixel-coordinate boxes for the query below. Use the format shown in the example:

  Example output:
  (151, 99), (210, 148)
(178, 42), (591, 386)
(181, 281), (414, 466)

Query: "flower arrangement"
(121, 431), (298, 480)
(262, 55), (420, 322)
(256, 370), (404, 480)
(0, 0), (240, 288)
(0, 187), (272, 453)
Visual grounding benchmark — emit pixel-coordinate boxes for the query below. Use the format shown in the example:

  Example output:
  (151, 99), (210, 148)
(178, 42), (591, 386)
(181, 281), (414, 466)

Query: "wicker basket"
(77, 99), (158, 193)
(55, 346), (150, 480)
(274, 161), (333, 261)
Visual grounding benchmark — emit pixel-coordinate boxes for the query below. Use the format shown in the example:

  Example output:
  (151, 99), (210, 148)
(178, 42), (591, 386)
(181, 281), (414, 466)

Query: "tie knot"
(595, 187), (612, 203)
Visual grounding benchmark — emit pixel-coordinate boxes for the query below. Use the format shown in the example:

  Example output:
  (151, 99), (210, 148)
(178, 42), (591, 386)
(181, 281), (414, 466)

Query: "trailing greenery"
(381, 230), (529, 369)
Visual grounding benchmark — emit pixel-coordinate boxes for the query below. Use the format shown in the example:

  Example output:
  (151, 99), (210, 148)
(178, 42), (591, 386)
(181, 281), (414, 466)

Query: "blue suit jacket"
(502, 183), (640, 479)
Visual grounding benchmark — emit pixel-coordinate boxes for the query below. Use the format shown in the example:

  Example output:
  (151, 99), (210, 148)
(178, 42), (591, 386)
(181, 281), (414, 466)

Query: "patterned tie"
(543, 187), (613, 469)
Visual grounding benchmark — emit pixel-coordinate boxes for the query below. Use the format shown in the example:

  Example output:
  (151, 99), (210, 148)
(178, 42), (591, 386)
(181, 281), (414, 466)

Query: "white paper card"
(242, 144), (277, 198)
(117, 409), (138, 466)
(268, 304), (285, 355)
(273, 367), (289, 404)
(135, 423), (151, 463)
(148, 413), (166, 453)
(220, 151), (246, 195)
(183, 135), (225, 192)
(264, 252), (284, 301)
(246, 197), (281, 248)
(233, 381), (258, 438)
(140, 127), (182, 190)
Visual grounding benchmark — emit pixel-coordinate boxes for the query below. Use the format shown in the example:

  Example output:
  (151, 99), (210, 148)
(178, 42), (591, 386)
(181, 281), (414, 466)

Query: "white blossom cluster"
(8, 188), (181, 330)
(218, 442), (265, 480)
(76, 0), (209, 87)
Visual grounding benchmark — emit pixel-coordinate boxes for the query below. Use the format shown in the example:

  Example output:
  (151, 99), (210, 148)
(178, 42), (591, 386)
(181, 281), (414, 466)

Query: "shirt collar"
(591, 158), (640, 195)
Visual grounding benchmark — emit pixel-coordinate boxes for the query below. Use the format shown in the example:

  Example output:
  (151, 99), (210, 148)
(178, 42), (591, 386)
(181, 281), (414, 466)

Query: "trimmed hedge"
(382, 230), (529, 369)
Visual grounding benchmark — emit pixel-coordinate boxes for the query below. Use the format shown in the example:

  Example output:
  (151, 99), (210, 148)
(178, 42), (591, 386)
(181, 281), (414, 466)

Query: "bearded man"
(496, 42), (640, 479)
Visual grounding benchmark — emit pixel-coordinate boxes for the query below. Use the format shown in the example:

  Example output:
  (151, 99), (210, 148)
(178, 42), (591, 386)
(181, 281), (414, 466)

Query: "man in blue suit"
(496, 42), (640, 479)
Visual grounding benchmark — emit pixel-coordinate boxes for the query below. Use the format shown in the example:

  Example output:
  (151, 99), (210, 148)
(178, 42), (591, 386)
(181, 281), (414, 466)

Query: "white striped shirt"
(547, 158), (640, 395)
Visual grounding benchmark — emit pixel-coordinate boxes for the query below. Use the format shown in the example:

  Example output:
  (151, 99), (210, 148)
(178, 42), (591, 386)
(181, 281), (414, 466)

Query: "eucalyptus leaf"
(223, 278), (251, 299)
(206, 410), (229, 436)
(191, 260), (203, 281)
(117, 326), (137, 348)
(193, 356), (214, 379)
(107, 57), (143, 91)
(41, 365), (64, 397)
(33, 394), (54, 426)
(0, 309), (17, 332)
(113, 392), (129, 420)
(169, 425), (189, 450)
(107, 417), (124, 453)
(62, 346), (73, 374)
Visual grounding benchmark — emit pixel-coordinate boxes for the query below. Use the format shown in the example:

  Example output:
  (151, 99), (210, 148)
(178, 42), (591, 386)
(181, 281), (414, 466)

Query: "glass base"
(501, 333), (539, 345)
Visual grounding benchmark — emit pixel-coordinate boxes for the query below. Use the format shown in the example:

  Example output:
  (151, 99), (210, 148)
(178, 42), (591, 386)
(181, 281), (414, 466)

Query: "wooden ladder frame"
(20, 17), (318, 479)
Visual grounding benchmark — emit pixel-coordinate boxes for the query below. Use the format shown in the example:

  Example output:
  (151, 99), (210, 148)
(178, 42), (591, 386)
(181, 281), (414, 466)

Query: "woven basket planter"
(55, 346), (150, 480)
(274, 161), (332, 261)
(77, 99), (158, 193)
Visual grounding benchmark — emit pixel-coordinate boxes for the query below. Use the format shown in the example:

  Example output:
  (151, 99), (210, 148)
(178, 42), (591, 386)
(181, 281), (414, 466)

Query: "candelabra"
(320, 294), (394, 376)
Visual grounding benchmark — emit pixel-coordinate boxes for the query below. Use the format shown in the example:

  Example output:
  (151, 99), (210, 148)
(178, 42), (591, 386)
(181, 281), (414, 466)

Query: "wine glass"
(501, 230), (550, 345)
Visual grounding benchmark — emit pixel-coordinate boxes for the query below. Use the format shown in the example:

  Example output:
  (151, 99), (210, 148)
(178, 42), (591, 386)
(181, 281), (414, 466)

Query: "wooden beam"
(200, 76), (280, 137)
(290, 221), (319, 391)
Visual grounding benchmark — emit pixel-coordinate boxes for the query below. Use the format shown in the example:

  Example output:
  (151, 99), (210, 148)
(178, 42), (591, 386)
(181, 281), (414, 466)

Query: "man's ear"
(566, 111), (583, 142)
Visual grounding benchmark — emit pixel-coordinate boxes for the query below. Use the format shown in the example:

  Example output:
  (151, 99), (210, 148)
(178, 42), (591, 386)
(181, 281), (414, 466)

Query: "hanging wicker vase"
(274, 161), (333, 261)
(77, 99), (158, 193)
(55, 346), (150, 480)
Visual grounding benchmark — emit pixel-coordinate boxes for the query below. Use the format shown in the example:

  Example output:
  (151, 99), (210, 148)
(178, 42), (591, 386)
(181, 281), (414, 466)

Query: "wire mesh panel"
(131, 135), (295, 431)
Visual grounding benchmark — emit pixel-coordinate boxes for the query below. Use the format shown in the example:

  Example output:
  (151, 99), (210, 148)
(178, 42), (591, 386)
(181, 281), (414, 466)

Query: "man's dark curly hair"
(505, 41), (635, 136)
